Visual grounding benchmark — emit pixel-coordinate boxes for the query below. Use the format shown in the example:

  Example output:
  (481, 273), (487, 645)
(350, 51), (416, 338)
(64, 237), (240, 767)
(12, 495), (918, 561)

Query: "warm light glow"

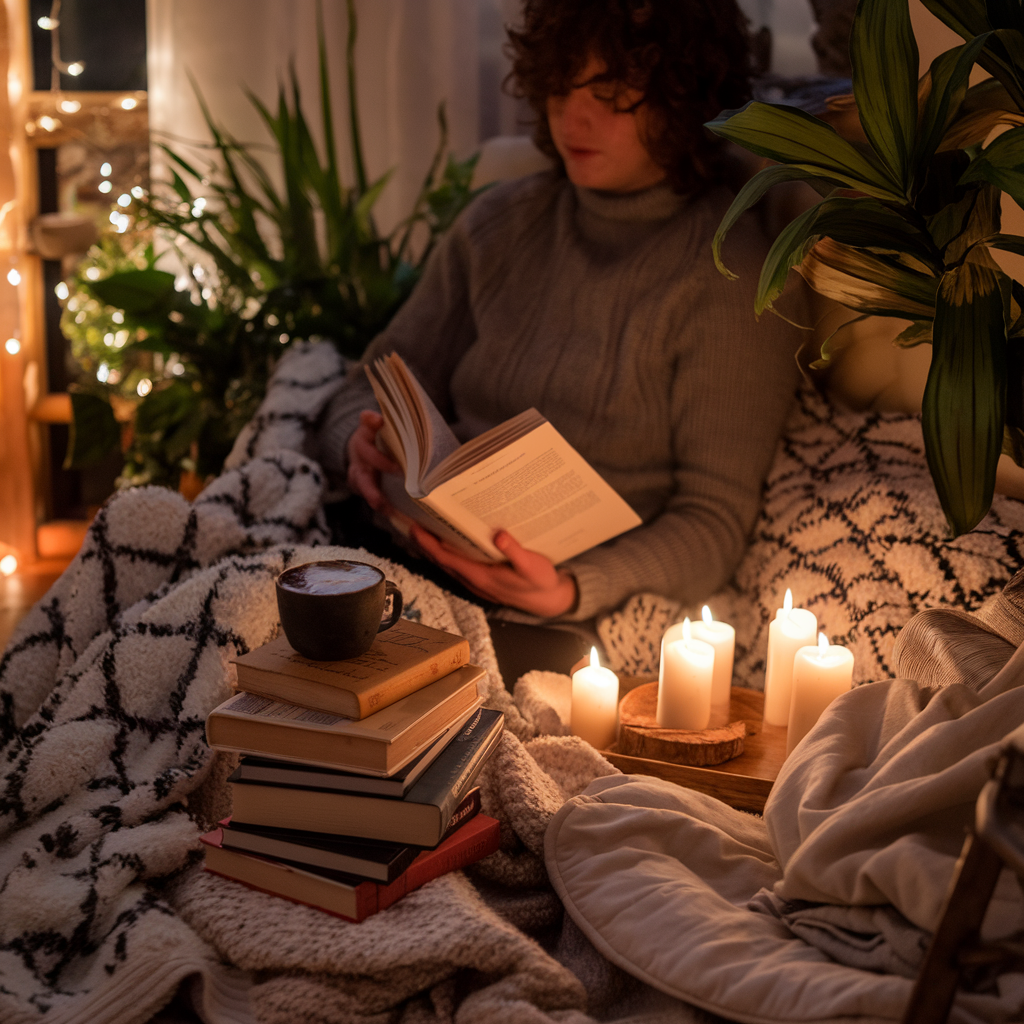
(0, 554), (17, 576)
(54, 281), (69, 300)
(702, 604), (713, 624)
(117, 193), (131, 207)
(59, 99), (80, 113)
(37, 16), (58, 29)
(7, 269), (20, 286)
(85, 267), (101, 281)
(98, 180), (112, 194)
(96, 362), (110, 383)
(278, 332), (289, 344)
(5, 337), (20, 354)
(174, 275), (188, 292)
(114, 214), (130, 233)
(137, 377), (152, 397)
(589, 646), (599, 670)
(191, 197), (207, 217)
(682, 616), (692, 643)
(120, 97), (137, 110)
(67, 62), (84, 76)
(818, 632), (829, 657)
(112, 310), (124, 323)
(131, 186), (145, 199)
(114, 330), (128, 347)
(171, 361), (185, 376)
(103, 332), (114, 346)
(100, 162), (112, 176)
(37, 115), (60, 132)
(783, 588), (793, 614)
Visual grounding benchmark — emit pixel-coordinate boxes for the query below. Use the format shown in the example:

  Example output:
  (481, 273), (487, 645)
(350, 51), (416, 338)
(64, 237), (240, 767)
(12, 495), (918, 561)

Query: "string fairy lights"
(37, 1), (86, 89)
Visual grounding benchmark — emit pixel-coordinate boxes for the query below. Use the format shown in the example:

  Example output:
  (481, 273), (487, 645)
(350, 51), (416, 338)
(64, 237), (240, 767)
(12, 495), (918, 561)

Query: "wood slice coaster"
(617, 682), (746, 766)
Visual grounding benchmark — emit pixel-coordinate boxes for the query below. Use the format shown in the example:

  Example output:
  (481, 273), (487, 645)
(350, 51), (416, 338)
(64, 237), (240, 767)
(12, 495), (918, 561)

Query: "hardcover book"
(229, 707), (503, 846)
(201, 813), (500, 922)
(366, 353), (641, 563)
(231, 619), (470, 719)
(206, 664), (484, 776)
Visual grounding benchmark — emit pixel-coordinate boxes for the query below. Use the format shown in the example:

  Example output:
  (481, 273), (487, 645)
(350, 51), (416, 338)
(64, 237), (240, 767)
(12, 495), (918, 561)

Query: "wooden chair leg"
(901, 832), (1005, 1024)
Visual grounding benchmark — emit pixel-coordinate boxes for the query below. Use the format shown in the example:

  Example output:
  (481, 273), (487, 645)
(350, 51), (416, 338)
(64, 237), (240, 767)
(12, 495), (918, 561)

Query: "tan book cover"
(231, 619), (471, 719)
(206, 664), (484, 775)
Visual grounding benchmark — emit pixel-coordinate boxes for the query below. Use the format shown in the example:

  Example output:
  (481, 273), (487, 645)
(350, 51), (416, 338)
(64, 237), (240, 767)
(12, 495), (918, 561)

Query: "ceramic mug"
(276, 559), (403, 661)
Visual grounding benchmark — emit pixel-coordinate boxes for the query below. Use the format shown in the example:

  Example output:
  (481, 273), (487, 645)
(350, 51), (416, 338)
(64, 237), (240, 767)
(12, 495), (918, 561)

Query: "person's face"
(546, 54), (666, 194)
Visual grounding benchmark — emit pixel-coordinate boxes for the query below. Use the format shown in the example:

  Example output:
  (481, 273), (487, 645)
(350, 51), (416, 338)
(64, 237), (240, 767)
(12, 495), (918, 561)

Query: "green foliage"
(64, 0), (483, 491)
(707, 0), (1024, 537)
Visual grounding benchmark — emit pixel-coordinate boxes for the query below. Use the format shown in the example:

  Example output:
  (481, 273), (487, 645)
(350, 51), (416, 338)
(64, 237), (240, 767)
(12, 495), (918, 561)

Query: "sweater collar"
(573, 179), (687, 222)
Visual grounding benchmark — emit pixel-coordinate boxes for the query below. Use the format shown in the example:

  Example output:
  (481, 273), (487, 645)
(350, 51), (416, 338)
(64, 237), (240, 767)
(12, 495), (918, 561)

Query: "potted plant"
(709, 0), (1024, 537)
(62, 0), (483, 491)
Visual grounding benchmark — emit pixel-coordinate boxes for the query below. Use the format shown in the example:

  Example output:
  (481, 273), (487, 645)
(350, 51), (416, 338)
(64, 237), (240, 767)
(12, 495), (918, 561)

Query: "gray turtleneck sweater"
(310, 171), (800, 621)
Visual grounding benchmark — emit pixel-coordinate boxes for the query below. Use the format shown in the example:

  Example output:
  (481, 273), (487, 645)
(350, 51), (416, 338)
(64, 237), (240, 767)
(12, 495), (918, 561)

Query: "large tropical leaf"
(65, 391), (120, 469)
(960, 125), (1024, 209)
(921, 260), (1008, 535)
(919, 0), (991, 39)
(705, 102), (903, 198)
(89, 269), (176, 314)
(851, 0), (919, 190)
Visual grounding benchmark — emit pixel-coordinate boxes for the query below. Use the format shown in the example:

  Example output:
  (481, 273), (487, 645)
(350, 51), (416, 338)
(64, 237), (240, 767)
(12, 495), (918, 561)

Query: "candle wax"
(786, 644), (854, 755)
(691, 618), (735, 708)
(571, 664), (619, 750)
(658, 635), (715, 730)
(763, 607), (817, 727)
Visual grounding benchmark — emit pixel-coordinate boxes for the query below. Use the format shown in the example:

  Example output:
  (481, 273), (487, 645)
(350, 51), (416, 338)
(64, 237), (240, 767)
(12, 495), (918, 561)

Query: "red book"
(200, 813), (499, 922)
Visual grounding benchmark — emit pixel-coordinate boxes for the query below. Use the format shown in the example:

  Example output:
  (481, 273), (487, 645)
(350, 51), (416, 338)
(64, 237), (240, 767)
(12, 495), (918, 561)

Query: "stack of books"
(201, 618), (503, 922)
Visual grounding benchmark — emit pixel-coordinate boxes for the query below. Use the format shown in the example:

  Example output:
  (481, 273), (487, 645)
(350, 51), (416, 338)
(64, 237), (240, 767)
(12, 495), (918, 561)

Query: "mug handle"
(378, 581), (403, 633)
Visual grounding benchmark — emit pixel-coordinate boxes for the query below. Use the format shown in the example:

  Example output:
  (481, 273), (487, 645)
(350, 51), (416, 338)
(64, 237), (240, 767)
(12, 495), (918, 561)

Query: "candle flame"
(783, 588), (793, 613)
(683, 617), (691, 642)
(818, 632), (829, 656)
(702, 604), (713, 624)
(590, 646), (599, 669)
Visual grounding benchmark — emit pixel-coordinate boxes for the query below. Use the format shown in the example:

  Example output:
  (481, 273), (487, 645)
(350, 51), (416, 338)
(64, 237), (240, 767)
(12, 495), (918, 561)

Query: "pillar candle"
(786, 633), (854, 755)
(657, 618), (715, 730)
(571, 647), (619, 750)
(690, 605), (735, 709)
(763, 589), (817, 727)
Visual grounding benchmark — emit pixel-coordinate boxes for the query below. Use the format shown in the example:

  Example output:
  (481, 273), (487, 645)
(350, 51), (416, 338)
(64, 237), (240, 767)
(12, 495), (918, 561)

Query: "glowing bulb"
(682, 616), (692, 643)
(117, 193), (131, 207)
(115, 214), (130, 233)
(131, 186), (145, 199)
(171, 362), (185, 376)
(818, 632), (829, 657)
(174, 275), (188, 292)
(37, 115), (59, 131)
(114, 330), (128, 347)
(103, 332), (114, 346)
(54, 281), (69, 300)
(66, 62), (84, 77)
(98, 180), (112, 194)
(0, 554), (17, 576)
(7, 269), (20, 285)
(278, 332), (289, 344)
(589, 646), (599, 669)
(59, 99), (80, 113)
(783, 588), (793, 615)
(100, 162), (112, 176)
(702, 604), (713, 624)
(136, 377), (152, 397)
(85, 266), (101, 280)
(109, 210), (120, 225)
(96, 362), (110, 383)
(111, 310), (124, 323)
(120, 97), (137, 110)
(37, 16), (58, 29)
(5, 337), (20, 354)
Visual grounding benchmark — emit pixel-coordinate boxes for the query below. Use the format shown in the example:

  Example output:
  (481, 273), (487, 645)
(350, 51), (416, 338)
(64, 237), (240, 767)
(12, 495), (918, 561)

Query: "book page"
(424, 422), (642, 564)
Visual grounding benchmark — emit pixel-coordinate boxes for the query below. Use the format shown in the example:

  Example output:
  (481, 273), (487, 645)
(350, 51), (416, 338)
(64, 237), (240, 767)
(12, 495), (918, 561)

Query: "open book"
(365, 354), (641, 564)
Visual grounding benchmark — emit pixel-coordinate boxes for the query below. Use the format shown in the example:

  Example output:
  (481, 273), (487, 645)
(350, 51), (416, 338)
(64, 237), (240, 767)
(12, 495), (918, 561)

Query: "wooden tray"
(602, 678), (787, 814)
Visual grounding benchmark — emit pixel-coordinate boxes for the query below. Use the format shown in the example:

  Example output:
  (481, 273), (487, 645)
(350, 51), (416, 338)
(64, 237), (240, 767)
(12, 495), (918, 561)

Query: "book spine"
(377, 815), (500, 912)
(358, 639), (470, 718)
(436, 788), (481, 845)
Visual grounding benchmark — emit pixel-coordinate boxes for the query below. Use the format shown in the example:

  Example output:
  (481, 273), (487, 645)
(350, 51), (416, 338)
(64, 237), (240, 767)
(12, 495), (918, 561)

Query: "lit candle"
(763, 589), (817, 727)
(786, 632), (854, 755)
(571, 647), (619, 750)
(657, 617), (715, 730)
(690, 605), (735, 710)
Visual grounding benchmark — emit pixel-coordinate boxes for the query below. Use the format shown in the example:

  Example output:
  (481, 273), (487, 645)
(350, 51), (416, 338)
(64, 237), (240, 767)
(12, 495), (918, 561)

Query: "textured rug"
(598, 383), (1024, 687)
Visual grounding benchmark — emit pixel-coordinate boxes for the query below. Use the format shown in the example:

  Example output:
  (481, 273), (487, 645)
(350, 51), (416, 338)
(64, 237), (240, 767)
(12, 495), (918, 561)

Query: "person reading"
(312, 0), (802, 625)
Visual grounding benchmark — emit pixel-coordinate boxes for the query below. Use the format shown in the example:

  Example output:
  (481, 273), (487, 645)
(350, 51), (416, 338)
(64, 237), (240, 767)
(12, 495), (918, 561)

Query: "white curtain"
(146, 0), (483, 236)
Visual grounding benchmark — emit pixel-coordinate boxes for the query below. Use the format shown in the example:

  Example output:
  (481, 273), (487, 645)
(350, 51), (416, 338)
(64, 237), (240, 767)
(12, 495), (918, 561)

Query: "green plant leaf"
(89, 269), (176, 314)
(851, 0), (919, 190)
(960, 125), (1024, 209)
(705, 101), (903, 199)
(65, 391), (120, 469)
(921, 260), (1008, 535)
(919, 0), (991, 38)
(893, 320), (934, 347)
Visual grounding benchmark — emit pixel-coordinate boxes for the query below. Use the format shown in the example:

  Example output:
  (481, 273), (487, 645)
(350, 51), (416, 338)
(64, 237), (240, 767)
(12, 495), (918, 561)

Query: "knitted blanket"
(0, 344), (721, 1024)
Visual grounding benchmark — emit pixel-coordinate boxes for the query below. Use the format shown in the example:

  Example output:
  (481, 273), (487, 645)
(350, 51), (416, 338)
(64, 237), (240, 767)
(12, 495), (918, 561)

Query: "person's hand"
(346, 410), (400, 512)
(410, 525), (578, 617)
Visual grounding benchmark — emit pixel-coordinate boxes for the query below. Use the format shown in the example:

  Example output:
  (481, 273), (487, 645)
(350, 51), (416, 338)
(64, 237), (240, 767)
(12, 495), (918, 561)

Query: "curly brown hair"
(506, 0), (753, 194)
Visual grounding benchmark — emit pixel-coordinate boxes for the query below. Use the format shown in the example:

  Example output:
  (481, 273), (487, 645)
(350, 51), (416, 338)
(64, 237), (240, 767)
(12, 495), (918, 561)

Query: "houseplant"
(63, 0), (482, 490)
(708, 0), (1024, 536)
